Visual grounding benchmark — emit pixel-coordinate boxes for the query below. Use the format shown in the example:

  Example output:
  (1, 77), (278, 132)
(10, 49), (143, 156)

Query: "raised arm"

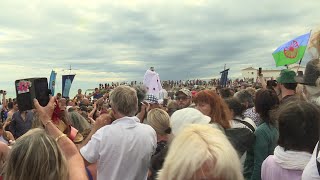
(258, 75), (267, 89)
(34, 97), (87, 180)
(88, 103), (97, 119)
(78, 113), (111, 150)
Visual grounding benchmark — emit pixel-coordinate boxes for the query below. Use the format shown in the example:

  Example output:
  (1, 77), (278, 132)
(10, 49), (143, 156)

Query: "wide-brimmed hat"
(295, 58), (320, 86)
(55, 120), (83, 143)
(277, 69), (297, 83)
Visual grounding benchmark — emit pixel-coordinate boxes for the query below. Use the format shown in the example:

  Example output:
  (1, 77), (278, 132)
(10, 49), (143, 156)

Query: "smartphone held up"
(15, 78), (51, 111)
(258, 67), (262, 76)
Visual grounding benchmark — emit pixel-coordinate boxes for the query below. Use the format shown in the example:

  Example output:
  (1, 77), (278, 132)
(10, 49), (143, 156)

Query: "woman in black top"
(147, 108), (171, 180)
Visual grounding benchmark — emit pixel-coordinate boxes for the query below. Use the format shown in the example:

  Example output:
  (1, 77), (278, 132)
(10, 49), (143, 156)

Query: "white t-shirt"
(302, 142), (320, 180)
(80, 116), (157, 180)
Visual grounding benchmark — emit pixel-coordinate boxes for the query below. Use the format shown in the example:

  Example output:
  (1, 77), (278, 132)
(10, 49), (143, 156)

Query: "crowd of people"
(98, 78), (259, 96)
(0, 31), (319, 180)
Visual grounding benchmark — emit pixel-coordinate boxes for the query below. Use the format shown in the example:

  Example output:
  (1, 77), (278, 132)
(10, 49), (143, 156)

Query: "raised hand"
(33, 97), (56, 125)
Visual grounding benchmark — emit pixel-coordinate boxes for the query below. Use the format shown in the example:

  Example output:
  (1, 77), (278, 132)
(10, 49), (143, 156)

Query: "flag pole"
(297, 58), (302, 73)
(297, 30), (312, 73)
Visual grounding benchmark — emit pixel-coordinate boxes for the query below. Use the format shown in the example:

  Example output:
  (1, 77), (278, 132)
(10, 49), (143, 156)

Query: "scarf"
(273, 145), (311, 170)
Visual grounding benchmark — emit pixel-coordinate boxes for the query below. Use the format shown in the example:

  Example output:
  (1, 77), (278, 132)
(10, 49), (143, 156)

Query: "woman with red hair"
(193, 90), (232, 129)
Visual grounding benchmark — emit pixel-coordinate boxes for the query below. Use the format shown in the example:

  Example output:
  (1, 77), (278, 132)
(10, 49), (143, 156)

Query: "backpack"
(225, 119), (255, 157)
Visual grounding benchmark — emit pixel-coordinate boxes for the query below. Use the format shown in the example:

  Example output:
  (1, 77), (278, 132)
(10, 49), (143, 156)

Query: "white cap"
(170, 108), (211, 135)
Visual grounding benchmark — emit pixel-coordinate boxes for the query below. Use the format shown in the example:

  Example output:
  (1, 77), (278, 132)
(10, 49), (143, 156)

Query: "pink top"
(261, 155), (303, 180)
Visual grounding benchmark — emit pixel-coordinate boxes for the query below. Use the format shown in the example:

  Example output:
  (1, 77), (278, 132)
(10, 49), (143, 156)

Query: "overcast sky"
(0, 0), (319, 97)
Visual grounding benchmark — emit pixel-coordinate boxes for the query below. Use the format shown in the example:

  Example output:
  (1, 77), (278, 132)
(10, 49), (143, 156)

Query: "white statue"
(143, 67), (162, 99)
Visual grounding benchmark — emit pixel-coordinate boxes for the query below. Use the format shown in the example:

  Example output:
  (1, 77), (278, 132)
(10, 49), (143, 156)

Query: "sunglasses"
(175, 96), (190, 100)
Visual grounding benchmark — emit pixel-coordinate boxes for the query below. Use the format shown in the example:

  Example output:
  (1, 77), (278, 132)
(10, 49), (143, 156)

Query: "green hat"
(277, 69), (297, 83)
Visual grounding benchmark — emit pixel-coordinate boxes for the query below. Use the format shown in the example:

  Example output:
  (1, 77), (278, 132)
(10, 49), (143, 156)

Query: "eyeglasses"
(175, 96), (190, 101)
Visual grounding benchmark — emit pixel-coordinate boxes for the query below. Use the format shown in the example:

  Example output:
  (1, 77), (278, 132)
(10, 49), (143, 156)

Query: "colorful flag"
(62, 75), (75, 98)
(49, 70), (57, 95)
(272, 32), (311, 67)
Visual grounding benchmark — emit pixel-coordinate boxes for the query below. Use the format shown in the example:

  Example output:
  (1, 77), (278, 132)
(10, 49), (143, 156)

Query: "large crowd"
(0, 31), (319, 180)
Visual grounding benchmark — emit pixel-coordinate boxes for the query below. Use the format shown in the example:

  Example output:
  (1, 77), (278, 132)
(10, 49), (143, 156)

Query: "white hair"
(109, 85), (138, 116)
(157, 124), (243, 180)
(304, 30), (320, 104)
(303, 60), (320, 105)
(305, 83), (320, 105)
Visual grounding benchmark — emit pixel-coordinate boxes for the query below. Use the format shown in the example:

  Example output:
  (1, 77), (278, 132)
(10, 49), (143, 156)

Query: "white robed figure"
(143, 67), (162, 99)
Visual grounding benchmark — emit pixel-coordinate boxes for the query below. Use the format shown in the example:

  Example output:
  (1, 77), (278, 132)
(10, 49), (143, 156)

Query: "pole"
(297, 58), (302, 73)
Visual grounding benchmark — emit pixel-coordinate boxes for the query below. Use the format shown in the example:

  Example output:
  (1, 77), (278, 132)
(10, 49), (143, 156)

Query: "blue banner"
(62, 75), (75, 98)
(220, 69), (229, 87)
(49, 70), (57, 95)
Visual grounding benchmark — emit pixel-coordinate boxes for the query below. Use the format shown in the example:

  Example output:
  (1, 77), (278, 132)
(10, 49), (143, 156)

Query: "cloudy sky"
(0, 0), (319, 97)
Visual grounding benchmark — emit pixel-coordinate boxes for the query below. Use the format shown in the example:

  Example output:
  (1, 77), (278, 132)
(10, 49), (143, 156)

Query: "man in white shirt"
(80, 85), (157, 180)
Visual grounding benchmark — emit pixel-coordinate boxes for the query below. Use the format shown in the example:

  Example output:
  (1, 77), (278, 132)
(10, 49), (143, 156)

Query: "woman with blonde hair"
(0, 142), (9, 179)
(147, 108), (171, 144)
(4, 128), (68, 180)
(157, 124), (243, 180)
(147, 108), (171, 180)
(4, 97), (88, 180)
